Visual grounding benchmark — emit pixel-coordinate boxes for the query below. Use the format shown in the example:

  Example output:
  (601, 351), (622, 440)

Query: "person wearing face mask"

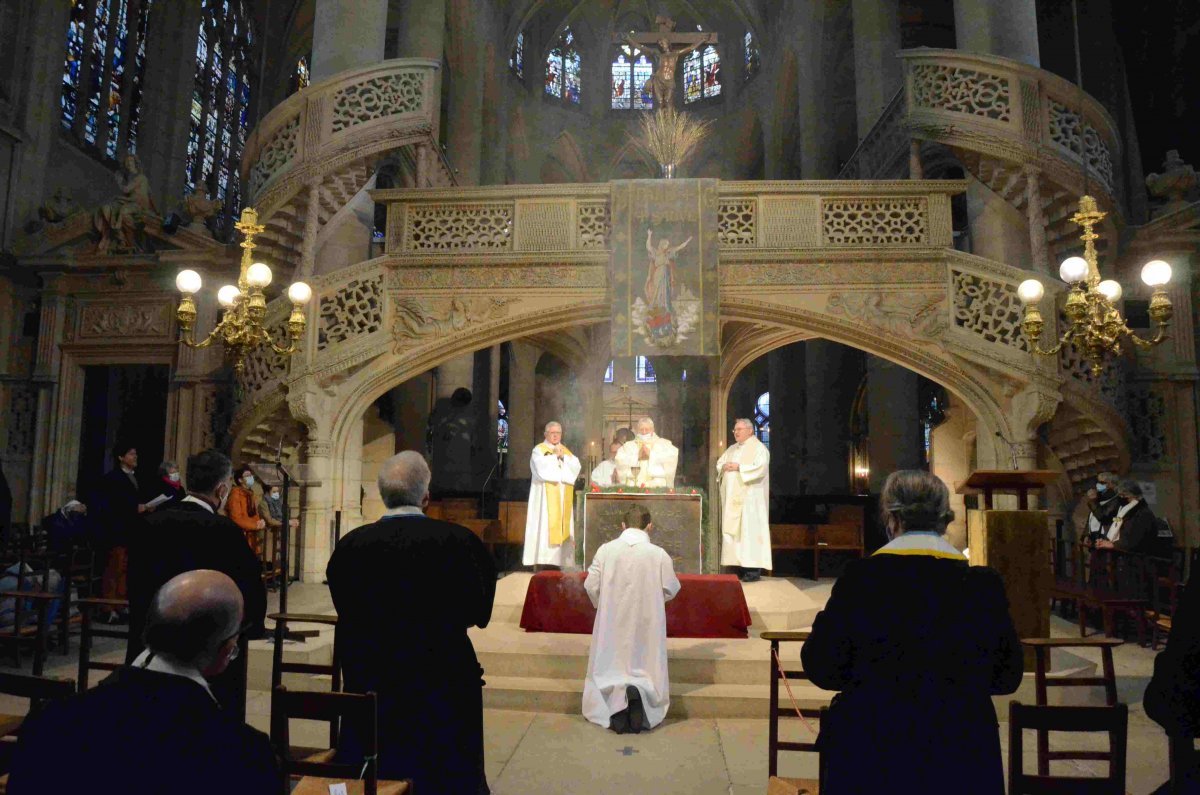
(126, 449), (266, 721)
(226, 465), (267, 557)
(1093, 480), (1160, 555)
(1078, 472), (1121, 544)
(257, 485), (284, 568)
(154, 460), (186, 509)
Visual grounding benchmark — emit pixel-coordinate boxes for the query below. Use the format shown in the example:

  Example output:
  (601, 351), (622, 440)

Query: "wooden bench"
(770, 523), (865, 580)
(1051, 540), (1158, 640)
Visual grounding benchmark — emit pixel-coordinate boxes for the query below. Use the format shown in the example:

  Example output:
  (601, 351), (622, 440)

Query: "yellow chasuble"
(535, 442), (575, 545)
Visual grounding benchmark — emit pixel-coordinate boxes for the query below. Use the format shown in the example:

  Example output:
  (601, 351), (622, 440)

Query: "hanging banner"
(609, 179), (719, 357)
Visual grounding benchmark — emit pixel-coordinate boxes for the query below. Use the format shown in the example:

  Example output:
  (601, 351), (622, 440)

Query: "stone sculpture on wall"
(1146, 150), (1198, 218)
(93, 153), (157, 254)
(36, 188), (80, 225)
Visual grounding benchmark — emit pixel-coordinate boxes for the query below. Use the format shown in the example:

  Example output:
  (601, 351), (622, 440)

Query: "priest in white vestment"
(583, 504), (681, 733)
(590, 442), (622, 487)
(523, 421), (581, 567)
(615, 417), (679, 488)
(717, 418), (772, 582)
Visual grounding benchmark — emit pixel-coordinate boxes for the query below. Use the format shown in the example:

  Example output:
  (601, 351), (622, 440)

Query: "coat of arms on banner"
(610, 179), (719, 357)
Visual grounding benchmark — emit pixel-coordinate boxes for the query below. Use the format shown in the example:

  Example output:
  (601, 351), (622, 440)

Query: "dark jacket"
(327, 513), (496, 793)
(801, 543), (1023, 794)
(127, 500), (267, 717)
(1146, 573), (1200, 737)
(1112, 499), (1159, 555)
(93, 467), (144, 546)
(1085, 493), (1121, 539)
(7, 666), (280, 795)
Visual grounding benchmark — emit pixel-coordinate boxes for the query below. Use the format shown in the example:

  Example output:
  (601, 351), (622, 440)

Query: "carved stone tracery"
(317, 275), (384, 351)
(950, 270), (1028, 351)
(331, 71), (426, 133)
(822, 198), (927, 245)
(911, 63), (1011, 121)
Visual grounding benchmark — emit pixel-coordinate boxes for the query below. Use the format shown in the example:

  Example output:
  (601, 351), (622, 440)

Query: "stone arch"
(540, 130), (590, 183)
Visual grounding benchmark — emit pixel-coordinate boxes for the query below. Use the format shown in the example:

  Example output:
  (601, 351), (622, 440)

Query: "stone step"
(483, 675), (827, 719)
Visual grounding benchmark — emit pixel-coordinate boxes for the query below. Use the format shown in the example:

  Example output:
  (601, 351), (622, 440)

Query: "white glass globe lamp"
(1058, 256), (1089, 284)
(1017, 279), (1045, 305)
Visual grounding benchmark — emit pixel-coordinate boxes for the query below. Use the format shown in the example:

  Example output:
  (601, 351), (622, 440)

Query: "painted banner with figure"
(610, 179), (719, 356)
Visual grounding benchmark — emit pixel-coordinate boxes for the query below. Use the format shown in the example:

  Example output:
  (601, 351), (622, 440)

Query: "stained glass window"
(185, 0), (254, 228)
(683, 44), (721, 103)
(611, 45), (653, 110)
(545, 27), (581, 104)
(60, 0), (153, 160)
(295, 56), (310, 92)
(635, 356), (656, 383)
(604, 360), (614, 383)
(744, 32), (760, 80)
(510, 31), (524, 78)
(754, 391), (770, 447)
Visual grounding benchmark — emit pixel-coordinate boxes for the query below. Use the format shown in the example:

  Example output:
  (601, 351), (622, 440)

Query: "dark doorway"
(76, 365), (170, 503)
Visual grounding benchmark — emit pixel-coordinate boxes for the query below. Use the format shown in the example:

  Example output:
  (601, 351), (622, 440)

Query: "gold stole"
(536, 443), (575, 546)
(724, 436), (763, 539)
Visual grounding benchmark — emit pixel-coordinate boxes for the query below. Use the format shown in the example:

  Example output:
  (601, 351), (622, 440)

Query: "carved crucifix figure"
(616, 15), (716, 109)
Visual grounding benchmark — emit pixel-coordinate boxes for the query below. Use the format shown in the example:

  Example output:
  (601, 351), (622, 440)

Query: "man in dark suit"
(127, 449), (266, 720)
(327, 450), (496, 794)
(8, 569), (280, 794)
(1094, 480), (1160, 556)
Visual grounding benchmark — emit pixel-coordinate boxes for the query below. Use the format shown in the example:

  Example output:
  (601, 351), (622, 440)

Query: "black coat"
(801, 550), (1023, 794)
(1113, 499), (1158, 555)
(127, 500), (267, 716)
(1146, 571), (1200, 737)
(93, 467), (144, 546)
(6, 666), (280, 795)
(327, 513), (496, 793)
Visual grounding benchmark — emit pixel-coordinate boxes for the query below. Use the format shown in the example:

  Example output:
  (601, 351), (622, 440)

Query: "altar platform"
(519, 571), (752, 638)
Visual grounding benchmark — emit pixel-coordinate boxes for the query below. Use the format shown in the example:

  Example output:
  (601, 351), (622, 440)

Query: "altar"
(582, 491), (705, 574)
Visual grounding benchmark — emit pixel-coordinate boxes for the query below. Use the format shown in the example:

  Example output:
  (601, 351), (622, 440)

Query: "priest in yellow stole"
(523, 421), (582, 567)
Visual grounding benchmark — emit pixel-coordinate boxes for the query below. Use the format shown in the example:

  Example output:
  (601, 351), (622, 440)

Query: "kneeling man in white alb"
(582, 505), (681, 734)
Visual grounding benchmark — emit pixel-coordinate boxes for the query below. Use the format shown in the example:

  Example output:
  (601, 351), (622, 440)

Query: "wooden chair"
(1021, 637), (1121, 776)
(270, 686), (411, 795)
(76, 597), (130, 690)
(269, 612), (340, 759)
(0, 530), (62, 676)
(1144, 561), (1183, 650)
(1008, 702), (1127, 794)
(762, 630), (824, 794)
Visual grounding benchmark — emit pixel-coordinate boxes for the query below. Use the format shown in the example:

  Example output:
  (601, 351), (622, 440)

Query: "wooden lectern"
(956, 470), (1060, 670)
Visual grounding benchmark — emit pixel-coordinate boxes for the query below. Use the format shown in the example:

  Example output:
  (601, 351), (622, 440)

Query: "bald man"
(9, 570), (280, 794)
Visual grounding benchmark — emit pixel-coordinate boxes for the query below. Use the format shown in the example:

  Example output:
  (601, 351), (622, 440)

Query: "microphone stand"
(482, 449), (505, 578)
(272, 457), (317, 643)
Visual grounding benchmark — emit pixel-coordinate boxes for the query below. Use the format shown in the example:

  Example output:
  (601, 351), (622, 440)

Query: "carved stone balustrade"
(237, 59), (447, 278)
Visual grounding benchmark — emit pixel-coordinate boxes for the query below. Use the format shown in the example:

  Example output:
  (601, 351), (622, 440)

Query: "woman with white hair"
(801, 470), (1023, 793)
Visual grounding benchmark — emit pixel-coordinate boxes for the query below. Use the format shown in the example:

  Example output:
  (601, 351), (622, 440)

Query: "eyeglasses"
(223, 620), (252, 660)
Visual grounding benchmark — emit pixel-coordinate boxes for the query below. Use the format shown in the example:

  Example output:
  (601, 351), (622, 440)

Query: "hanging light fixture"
(174, 207), (312, 373)
(1015, 0), (1172, 377)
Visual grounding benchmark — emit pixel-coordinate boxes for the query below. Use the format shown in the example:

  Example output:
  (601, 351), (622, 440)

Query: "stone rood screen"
(610, 179), (720, 357)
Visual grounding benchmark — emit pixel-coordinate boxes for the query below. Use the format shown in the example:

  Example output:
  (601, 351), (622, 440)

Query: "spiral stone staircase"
(239, 58), (454, 279)
(840, 49), (1123, 266)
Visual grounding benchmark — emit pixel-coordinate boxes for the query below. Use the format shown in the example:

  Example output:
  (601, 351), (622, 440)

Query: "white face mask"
(270, 492), (280, 500)
(637, 432), (654, 442)
(243, 475), (254, 487)
(168, 472), (181, 483)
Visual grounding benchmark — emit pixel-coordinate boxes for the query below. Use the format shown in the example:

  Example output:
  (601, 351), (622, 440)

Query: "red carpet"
(518, 571), (752, 638)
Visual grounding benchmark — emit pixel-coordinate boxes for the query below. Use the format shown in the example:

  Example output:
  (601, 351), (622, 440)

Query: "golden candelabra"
(174, 207), (312, 373)
(1017, 195), (1173, 377)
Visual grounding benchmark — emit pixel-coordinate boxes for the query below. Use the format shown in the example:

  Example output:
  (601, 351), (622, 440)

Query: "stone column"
(866, 359), (921, 492)
(299, 441), (334, 582)
(505, 342), (539, 479)
(394, 0), (446, 60)
(931, 401), (973, 549)
(851, 0), (902, 136)
(340, 415), (365, 533)
(311, 0), (388, 81)
(1024, 165), (1050, 275)
(804, 341), (862, 493)
(953, 0), (1040, 66)
(445, 0), (484, 184)
(768, 345), (807, 495)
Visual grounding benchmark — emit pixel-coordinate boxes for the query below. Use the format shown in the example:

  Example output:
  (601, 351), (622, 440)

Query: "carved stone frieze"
(825, 292), (947, 340)
(386, 265), (604, 290)
(77, 302), (172, 338)
(391, 297), (518, 352)
(721, 261), (942, 285)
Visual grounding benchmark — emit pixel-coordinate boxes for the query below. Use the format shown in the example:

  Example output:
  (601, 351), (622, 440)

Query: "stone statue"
(1146, 150), (1198, 218)
(93, 153), (157, 253)
(621, 16), (713, 108)
(182, 188), (223, 236)
(37, 188), (80, 225)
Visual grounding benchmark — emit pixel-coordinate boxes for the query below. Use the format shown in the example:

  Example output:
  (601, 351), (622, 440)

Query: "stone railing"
(240, 58), (442, 212)
(838, 89), (908, 180)
(374, 180), (964, 255)
(900, 49), (1120, 197)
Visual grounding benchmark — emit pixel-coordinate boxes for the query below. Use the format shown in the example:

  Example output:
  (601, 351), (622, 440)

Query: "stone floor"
(3, 572), (1175, 794)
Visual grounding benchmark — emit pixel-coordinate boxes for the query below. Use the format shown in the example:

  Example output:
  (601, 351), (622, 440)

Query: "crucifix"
(615, 15), (717, 108)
